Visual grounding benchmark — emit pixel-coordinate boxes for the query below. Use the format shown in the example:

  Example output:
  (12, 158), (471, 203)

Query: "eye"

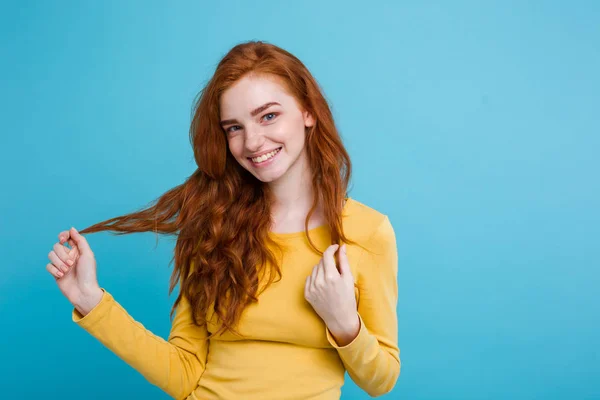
(226, 125), (241, 133)
(262, 112), (277, 122)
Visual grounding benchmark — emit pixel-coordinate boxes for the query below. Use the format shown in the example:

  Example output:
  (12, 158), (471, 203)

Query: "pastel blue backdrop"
(1, 1), (598, 399)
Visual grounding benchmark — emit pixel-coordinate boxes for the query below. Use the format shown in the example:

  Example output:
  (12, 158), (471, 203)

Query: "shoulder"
(343, 197), (395, 245)
(343, 198), (398, 282)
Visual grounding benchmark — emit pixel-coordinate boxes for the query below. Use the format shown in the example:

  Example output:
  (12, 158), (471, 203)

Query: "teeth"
(251, 148), (280, 163)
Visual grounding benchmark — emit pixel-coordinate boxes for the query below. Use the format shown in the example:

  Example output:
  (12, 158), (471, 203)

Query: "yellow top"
(72, 197), (400, 399)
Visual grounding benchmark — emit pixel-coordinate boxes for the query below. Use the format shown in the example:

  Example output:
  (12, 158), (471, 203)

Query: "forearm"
(72, 289), (206, 399)
(326, 313), (400, 397)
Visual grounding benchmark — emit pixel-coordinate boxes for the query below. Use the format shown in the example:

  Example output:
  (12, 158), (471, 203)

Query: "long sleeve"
(72, 288), (209, 400)
(325, 215), (400, 397)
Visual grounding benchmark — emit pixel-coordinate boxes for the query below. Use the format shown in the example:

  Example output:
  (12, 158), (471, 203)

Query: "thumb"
(67, 239), (79, 257)
(337, 244), (353, 279)
(69, 227), (92, 255)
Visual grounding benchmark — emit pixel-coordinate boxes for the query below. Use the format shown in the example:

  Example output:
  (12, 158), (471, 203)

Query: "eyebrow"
(220, 102), (281, 127)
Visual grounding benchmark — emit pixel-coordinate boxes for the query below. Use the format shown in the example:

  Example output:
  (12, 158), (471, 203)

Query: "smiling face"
(219, 73), (315, 183)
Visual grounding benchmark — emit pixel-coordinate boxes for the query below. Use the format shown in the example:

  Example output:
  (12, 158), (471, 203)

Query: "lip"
(248, 147), (282, 168)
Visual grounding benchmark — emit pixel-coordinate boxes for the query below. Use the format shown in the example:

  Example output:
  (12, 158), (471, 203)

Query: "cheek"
(273, 118), (305, 145)
(227, 139), (244, 159)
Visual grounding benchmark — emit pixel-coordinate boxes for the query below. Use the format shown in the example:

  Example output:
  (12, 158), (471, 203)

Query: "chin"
(247, 160), (288, 182)
(250, 168), (285, 183)
(253, 175), (276, 183)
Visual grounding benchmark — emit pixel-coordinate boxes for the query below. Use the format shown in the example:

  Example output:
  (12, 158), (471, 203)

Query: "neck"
(268, 150), (320, 223)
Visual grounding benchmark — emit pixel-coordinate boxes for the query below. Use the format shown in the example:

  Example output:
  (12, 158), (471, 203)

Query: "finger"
(53, 242), (75, 268)
(67, 240), (80, 257)
(322, 244), (340, 281)
(314, 260), (325, 288)
(46, 262), (64, 279)
(66, 239), (79, 257)
(304, 275), (311, 299)
(58, 230), (71, 244)
(337, 244), (353, 278)
(48, 250), (69, 274)
(309, 264), (319, 288)
(69, 227), (92, 255)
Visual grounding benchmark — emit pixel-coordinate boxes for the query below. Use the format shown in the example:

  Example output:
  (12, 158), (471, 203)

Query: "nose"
(244, 125), (266, 154)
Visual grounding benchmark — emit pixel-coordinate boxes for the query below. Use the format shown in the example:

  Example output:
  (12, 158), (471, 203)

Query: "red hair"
(80, 40), (361, 337)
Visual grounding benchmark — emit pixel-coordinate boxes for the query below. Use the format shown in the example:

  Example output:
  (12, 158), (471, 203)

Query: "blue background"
(1, 1), (599, 399)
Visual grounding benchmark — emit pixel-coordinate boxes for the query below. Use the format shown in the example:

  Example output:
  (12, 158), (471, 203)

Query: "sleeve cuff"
(326, 313), (368, 350)
(71, 288), (113, 329)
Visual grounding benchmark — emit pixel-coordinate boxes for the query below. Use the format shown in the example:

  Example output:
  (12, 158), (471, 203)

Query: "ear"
(303, 110), (315, 128)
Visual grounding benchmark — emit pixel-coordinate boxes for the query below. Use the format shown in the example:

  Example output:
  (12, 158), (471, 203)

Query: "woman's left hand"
(304, 243), (360, 346)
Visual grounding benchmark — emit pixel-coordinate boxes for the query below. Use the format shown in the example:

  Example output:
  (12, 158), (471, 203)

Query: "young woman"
(46, 41), (400, 399)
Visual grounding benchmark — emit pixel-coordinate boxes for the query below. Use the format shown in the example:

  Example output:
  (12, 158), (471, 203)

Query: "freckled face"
(219, 74), (315, 182)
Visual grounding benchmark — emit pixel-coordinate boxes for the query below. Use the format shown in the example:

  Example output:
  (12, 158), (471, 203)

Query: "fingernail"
(67, 259), (74, 266)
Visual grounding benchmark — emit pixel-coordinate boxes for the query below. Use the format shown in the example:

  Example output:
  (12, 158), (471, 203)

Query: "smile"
(248, 147), (282, 167)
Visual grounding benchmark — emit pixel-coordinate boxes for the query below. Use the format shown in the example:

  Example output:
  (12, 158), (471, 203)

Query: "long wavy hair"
(79, 40), (361, 337)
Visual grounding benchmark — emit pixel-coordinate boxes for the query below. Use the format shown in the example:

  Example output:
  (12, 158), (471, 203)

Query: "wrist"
(74, 287), (103, 316)
(327, 313), (360, 346)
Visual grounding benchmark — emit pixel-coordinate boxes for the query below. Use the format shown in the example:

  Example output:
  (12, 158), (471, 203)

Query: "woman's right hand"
(47, 227), (103, 315)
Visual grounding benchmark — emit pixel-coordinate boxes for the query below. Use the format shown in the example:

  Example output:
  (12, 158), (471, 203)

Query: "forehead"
(219, 74), (295, 116)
